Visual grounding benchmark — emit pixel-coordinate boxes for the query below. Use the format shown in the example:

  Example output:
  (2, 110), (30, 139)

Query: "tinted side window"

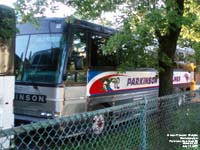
(90, 33), (118, 67)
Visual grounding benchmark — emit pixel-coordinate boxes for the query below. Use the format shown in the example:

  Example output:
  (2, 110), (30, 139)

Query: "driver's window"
(67, 31), (87, 83)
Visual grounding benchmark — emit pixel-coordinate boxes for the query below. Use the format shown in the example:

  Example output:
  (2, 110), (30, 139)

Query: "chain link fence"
(0, 90), (200, 150)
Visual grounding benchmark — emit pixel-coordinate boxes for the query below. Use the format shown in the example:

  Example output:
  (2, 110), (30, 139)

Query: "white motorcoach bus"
(0, 41), (14, 129)
(0, 5), (15, 129)
(14, 18), (195, 124)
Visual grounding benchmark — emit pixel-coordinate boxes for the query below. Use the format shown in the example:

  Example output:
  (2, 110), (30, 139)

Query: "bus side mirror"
(75, 56), (84, 70)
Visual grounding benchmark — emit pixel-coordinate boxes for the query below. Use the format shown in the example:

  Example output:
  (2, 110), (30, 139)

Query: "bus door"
(63, 29), (88, 115)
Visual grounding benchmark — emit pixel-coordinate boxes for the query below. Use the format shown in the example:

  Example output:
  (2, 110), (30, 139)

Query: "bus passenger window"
(90, 34), (118, 67)
(67, 31), (87, 83)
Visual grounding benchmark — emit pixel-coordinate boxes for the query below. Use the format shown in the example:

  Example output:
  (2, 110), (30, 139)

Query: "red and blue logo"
(87, 71), (125, 95)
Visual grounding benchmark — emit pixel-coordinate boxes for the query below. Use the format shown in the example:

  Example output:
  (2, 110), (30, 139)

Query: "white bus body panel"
(64, 86), (87, 115)
(14, 70), (194, 122)
(15, 85), (87, 121)
(15, 85), (65, 122)
(0, 76), (14, 129)
(87, 70), (193, 107)
(87, 70), (192, 97)
(0, 76), (14, 148)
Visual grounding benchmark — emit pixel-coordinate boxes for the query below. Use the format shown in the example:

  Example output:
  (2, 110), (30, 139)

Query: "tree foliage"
(0, 5), (16, 43)
(178, 1), (200, 67)
(180, 0), (200, 42)
(14, 0), (200, 96)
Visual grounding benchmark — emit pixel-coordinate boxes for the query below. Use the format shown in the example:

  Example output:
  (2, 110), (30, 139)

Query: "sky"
(0, 0), (15, 7)
(0, 0), (116, 20)
(0, 0), (119, 28)
(0, 0), (76, 17)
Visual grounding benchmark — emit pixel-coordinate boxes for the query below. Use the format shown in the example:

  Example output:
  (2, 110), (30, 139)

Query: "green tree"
(14, 0), (200, 96)
(0, 5), (16, 43)
(0, 5), (16, 74)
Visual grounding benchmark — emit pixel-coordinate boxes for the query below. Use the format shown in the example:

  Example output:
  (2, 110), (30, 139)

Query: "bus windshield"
(15, 33), (66, 83)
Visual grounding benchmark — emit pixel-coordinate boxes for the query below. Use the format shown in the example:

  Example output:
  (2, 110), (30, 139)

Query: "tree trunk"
(159, 65), (173, 96)
(158, 36), (177, 97)
(157, 0), (184, 97)
(156, 0), (184, 132)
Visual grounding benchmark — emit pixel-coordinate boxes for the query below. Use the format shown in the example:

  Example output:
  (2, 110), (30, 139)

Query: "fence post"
(140, 97), (148, 150)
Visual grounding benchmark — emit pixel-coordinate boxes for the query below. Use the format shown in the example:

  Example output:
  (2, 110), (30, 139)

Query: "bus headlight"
(46, 113), (52, 117)
(40, 112), (47, 116)
(40, 112), (52, 118)
(40, 112), (61, 118)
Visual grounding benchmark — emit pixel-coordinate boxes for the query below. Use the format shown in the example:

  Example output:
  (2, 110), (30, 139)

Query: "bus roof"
(17, 17), (116, 35)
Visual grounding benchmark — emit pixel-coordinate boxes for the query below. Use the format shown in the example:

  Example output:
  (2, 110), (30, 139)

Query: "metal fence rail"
(0, 90), (200, 150)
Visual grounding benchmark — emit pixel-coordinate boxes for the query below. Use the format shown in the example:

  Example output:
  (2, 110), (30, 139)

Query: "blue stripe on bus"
(88, 70), (103, 82)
